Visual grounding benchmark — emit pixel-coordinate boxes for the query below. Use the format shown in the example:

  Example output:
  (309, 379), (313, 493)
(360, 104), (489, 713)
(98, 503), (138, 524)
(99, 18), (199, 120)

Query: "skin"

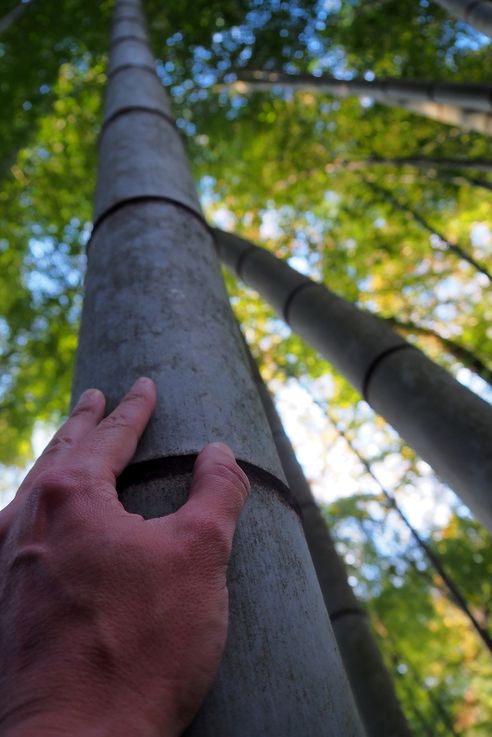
(0, 377), (250, 737)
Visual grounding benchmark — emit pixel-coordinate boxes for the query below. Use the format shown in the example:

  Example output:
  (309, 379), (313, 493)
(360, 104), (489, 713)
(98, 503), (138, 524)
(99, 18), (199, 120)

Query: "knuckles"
(33, 470), (79, 498)
(22, 475), (77, 522)
(99, 412), (139, 440)
(41, 434), (76, 457)
(25, 468), (95, 512)
(0, 472), (90, 563)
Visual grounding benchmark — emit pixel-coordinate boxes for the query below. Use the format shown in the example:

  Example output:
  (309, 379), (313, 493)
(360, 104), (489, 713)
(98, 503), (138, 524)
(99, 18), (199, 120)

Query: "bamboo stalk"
(243, 337), (414, 737)
(433, 0), (492, 39)
(228, 71), (492, 136)
(214, 227), (492, 534)
(233, 71), (492, 112)
(401, 98), (492, 136)
(72, 2), (364, 735)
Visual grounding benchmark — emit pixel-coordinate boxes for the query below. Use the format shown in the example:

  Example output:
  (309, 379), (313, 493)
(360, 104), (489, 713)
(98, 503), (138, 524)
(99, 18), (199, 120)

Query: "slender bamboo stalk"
(214, 227), (492, 534)
(383, 632), (462, 736)
(400, 98), (492, 136)
(324, 158), (492, 192)
(72, 2), (363, 735)
(392, 662), (445, 737)
(325, 409), (492, 653)
(233, 71), (492, 113)
(432, 0), (492, 38)
(229, 71), (492, 136)
(299, 382), (492, 650)
(455, 172), (492, 192)
(325, 156), (492, 174)
(243, 338), (414, 737)
(386, 171), (492, 194)
(362, 177), (492, 281)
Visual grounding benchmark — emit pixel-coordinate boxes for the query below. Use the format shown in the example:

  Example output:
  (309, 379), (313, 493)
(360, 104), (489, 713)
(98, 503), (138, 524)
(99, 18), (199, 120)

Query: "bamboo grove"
(1, 0), (492, 734)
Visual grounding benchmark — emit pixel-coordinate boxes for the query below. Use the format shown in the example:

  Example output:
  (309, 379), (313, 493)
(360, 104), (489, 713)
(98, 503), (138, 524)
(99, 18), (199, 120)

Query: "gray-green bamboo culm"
(230, 71), (492, 136)
(71, 1), (364, 735)
(214, 228), (492, 535)
(243, 337), (414, 737)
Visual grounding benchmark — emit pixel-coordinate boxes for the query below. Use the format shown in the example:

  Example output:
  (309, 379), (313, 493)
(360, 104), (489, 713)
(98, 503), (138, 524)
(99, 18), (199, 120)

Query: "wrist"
(3, 716), (172, 737)
(0, 659), (184, 737)
(0, 653), (181, 737)
(1, 705), (177, 737)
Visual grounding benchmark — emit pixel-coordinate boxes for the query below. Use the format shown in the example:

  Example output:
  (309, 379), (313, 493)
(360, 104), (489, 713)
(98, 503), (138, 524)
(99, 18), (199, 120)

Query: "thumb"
(176, 443), (250, 558)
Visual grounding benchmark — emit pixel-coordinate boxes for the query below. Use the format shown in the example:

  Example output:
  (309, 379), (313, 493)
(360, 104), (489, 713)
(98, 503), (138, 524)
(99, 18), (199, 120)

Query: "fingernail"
(132, 376), (155, 391)
(78, 388), (103, 404)
(208, 442), (235, 459)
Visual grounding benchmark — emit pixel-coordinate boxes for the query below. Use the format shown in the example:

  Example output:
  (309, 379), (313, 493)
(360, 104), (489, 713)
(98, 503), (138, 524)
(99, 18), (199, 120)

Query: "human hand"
(0, 378), (250, 737)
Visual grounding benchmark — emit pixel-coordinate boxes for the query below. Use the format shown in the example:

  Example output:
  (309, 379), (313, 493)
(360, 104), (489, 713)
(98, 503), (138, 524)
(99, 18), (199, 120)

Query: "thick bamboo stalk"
(229, 71), (492, 136)
(433, 0), (492, 39)
(72, 1), (363, 735)
(214, 228), (492, 534)
(244, 340), (414, 737)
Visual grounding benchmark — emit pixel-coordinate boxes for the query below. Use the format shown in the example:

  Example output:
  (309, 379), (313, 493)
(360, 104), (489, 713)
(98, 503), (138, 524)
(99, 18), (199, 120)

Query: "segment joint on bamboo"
(108, 63), (157, 81)
(330, 607), (369, 624)
(100, 106), (178, 142)
(112, 14), (141, 23)
(283, 281), (321, 324)
(117, 455), (300, 514)
(88, 196), (208, 252)
(235, 243), (262, 280)
(110, 34), (148, 48)
(362, 344), (417, 402)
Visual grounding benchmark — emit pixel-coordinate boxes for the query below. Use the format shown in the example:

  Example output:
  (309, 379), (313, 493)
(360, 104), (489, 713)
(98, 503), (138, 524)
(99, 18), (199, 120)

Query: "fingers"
(13, 389), (106, 502)
(81, 377), (157, 479)
(174, 443), (250, 561)
(42, 389), (106, 457)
